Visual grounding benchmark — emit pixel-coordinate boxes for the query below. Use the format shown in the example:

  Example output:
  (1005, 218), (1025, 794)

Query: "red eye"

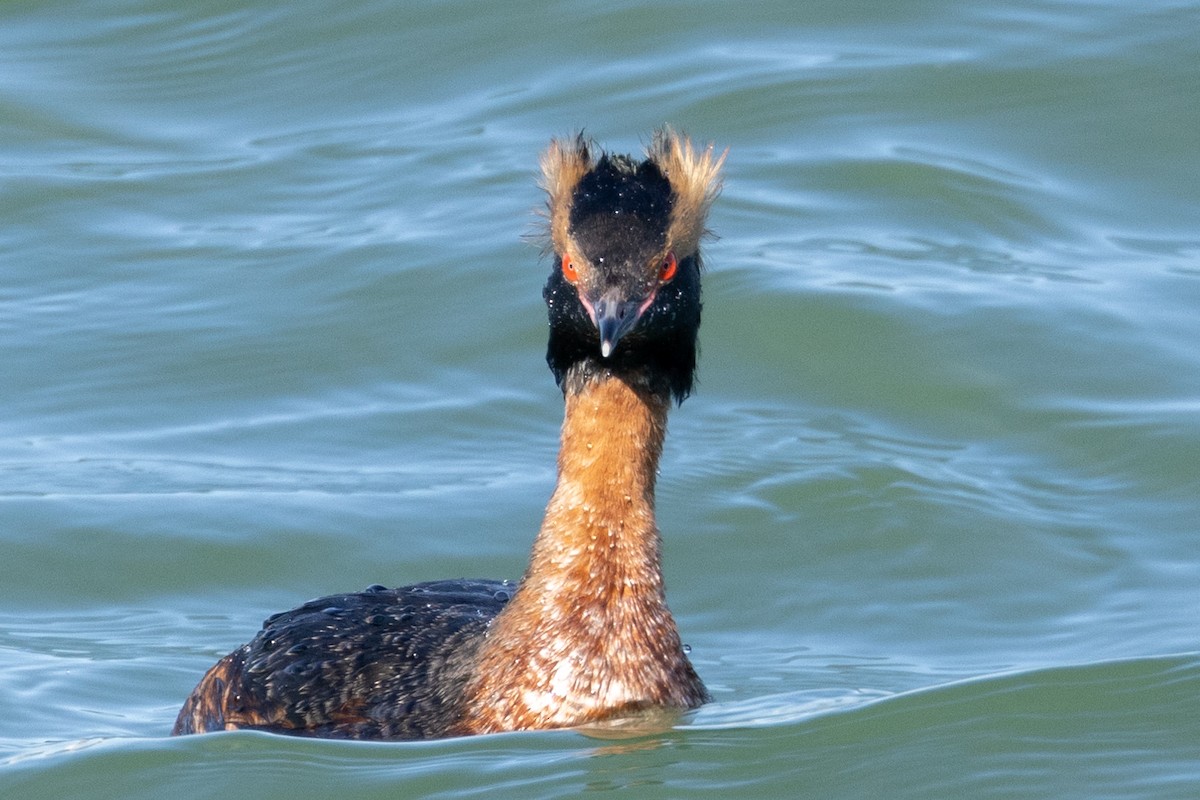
(659, 251), (678, 283)
(561, 253), (579, 283)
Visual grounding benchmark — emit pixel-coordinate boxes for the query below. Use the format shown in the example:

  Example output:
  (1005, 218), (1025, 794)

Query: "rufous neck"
(525, 371), (670, 585)
(457, 370), (705, 734)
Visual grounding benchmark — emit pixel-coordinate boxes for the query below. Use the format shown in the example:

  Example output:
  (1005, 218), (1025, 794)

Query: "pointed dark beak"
(593, 288), (645, 358)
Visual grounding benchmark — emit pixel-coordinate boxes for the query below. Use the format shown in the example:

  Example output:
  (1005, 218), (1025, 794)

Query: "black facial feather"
(568, 154), (673, 280)
(544, 255), (702, 405)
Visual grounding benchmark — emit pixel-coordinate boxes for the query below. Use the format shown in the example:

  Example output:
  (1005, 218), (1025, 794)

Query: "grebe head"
(540, 128), (725, 403)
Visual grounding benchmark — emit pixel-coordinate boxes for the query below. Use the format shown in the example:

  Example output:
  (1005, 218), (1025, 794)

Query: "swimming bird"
(172, 128), (725, 739)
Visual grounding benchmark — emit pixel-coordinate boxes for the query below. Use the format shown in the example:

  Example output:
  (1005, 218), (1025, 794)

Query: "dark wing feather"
(173, 579), (513, 739)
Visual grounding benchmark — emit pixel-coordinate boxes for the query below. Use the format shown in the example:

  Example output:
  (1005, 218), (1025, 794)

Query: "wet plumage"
(173, 128), (725, 740)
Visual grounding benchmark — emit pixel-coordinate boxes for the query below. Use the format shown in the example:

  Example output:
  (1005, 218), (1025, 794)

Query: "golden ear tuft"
(539, 133), (595, 256)
(647, 127), (726, 261)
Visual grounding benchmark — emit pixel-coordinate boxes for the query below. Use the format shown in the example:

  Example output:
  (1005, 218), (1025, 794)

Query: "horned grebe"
(172, 128), (725, 739)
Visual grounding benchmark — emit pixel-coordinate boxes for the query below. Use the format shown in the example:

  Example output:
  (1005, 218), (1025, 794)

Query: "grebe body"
(174, 129), (725, 739)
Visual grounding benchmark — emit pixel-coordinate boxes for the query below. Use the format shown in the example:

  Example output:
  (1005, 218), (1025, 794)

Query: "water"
(2, 0), (1198, 796)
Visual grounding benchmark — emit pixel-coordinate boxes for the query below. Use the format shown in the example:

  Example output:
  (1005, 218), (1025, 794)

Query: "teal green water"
(3, 1), (1199, 797)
